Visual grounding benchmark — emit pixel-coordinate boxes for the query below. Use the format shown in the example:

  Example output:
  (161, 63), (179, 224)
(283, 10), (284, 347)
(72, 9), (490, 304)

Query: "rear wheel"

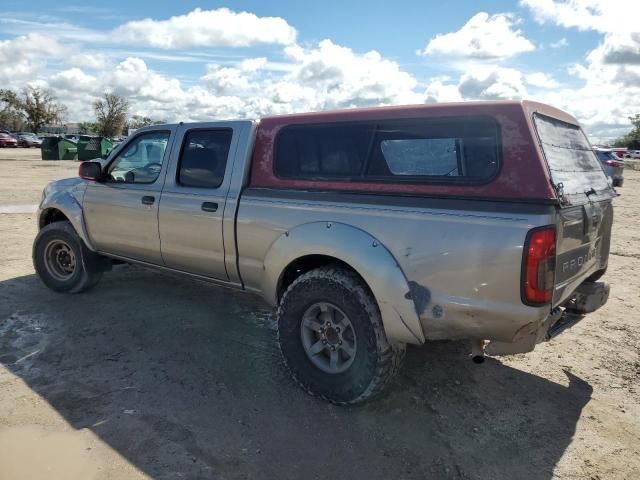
(33, 221), (104, 293)
(277, 265), (405, 404)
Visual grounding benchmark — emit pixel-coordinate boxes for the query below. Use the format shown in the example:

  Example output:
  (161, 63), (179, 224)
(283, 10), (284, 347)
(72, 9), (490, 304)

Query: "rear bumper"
(486, 281), (609, 355)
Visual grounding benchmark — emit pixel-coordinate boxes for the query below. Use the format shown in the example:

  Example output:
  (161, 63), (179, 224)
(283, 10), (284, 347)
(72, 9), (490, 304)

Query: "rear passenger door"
(158, 123), (239, 280)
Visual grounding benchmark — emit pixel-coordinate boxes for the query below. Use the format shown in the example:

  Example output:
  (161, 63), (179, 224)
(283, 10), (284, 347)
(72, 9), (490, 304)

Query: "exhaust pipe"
(470, 340), (485, 364)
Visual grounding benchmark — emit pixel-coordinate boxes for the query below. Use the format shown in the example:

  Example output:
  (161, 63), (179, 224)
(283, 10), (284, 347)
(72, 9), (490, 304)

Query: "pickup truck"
(34, 100), (614, 404)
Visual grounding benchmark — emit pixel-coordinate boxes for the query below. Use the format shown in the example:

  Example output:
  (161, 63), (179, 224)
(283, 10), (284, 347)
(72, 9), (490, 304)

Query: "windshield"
(533, 114), (613, 203)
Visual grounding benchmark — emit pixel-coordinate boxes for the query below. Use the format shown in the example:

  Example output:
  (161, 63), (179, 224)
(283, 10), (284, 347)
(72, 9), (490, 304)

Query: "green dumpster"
(77, 135), (113, 161)
(41, 137), (78, 160)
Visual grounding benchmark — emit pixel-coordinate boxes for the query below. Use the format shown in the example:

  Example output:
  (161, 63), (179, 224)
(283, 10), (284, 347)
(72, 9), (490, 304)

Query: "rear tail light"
(603, 159), (624, 167)
(522, 226), (556, 305)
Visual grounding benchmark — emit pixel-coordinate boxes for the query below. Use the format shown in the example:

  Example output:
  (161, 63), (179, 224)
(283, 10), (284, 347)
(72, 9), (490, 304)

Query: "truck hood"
(46, 176), (88, 191)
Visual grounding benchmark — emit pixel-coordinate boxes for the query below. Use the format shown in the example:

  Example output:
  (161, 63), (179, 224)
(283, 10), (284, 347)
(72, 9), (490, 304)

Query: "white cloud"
(281, 40), (422, 109)
(421, 66), (528, 104)
(0, 33), (67, 87)
(112, 8), (297, 49)
(423, 78), (463, 103)
(33, 37), (426, 123)
(588, 32), (640, 65)
(0, 33), (65, 63)
(458, 66), (527, 99)
(519, 0), (640, 139)
(199, 39), (425, 116)
(106, 57), (185, 102)
(49, 68), (99, 94)
(239, 57), (268, 72)
(200, 57), (269, 95)
(419, 12), (535, 59)
(525, 72), (561, 88)
(550, 37), (569, 48)
(68, 53), (113, 70)
(1, 5), (637, 141)
(520, 0), (638, 33)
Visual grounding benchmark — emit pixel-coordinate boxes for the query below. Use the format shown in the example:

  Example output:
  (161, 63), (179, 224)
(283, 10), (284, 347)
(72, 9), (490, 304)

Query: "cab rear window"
(533, 114), (611, 202)
(274, 117), (500, 184)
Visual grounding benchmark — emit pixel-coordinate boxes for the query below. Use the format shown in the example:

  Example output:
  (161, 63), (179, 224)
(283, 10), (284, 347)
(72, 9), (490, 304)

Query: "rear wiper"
(584, 187), (597, 197)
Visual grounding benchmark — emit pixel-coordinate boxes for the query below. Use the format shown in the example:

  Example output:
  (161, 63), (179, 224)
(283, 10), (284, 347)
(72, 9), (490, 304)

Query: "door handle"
(142, 195), (155, 205)
(201, 202), (218, 212)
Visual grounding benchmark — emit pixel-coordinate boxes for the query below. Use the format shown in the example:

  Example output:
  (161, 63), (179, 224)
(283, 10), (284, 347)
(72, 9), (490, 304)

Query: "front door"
(158, 124), (239, 279)
(83, 129), (174, 264)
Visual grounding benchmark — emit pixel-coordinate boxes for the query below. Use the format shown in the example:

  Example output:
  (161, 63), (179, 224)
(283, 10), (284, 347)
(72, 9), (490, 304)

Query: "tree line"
(5, 86), (637, 147)
(611, 114), (640, 150)
(0, 87), (164, 137)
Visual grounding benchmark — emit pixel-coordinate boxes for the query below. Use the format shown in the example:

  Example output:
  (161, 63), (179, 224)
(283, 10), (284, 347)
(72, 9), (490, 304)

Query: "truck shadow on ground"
(0, 266), (592, 480)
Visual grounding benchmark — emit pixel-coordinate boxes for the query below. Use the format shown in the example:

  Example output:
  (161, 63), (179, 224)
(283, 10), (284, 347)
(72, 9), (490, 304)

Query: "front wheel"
(277, 265), (405, 404)
(33, 221), (104, 293)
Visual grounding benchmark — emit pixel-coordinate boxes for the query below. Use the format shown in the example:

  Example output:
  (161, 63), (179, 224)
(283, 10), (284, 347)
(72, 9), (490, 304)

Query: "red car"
(0, 132), (18, 147)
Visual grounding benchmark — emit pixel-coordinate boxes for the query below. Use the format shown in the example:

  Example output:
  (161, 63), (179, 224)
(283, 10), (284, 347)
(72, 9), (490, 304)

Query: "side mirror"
(79, 161), (104, 182)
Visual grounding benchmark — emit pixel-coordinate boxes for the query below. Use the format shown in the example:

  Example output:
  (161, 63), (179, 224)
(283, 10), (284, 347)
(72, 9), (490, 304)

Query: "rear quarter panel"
(237, 191), (555, 342)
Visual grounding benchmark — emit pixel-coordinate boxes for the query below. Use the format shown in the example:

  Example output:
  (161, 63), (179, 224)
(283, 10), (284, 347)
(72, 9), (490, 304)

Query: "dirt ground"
(0, 147), (638, 480)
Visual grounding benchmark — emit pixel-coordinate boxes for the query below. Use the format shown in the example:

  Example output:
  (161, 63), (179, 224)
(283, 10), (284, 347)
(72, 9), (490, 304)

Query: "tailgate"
(553, 199), (613, 305)
(532, 113), (616, 306)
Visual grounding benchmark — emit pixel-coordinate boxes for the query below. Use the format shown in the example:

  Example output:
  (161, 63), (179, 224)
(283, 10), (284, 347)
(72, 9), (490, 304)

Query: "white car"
(627, 150), (640, 159)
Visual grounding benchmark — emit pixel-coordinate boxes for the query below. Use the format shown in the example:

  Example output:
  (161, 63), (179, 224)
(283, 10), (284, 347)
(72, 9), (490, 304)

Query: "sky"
(1, 0), (639, 142)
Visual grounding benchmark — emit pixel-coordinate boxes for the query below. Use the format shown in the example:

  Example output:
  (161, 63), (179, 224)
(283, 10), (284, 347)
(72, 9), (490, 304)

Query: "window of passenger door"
(107, 131), (170, 184)
(177, 129), (233, 188)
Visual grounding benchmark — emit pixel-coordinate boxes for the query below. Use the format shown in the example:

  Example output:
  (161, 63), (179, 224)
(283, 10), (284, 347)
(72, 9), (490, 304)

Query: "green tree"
(126, 115), (166, 132)
(0, 87), (64, 133)
(612, 114), (640, 150)
(78, 122), (98, 134)
(0, 89), (25, 131)
(624, 114), (640, 150)
(21, 87), (66, 133)
(94, 93), (129, 137)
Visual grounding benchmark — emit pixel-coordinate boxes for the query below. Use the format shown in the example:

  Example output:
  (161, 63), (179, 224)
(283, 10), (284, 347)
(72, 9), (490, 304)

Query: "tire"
(277, 265), (405, 405)
(33, 221), (104, 293)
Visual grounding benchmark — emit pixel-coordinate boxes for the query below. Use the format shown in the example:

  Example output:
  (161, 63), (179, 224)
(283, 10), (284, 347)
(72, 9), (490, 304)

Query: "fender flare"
(261, 221), (425, 345)
(39, 190), (95, 251)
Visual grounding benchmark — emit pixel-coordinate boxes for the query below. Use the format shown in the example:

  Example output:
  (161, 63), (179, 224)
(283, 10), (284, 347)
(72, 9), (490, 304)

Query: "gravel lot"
(0, 148), (639, 479)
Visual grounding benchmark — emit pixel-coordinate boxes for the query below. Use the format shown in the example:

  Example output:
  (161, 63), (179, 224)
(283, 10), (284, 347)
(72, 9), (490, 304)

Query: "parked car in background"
(593, 147), (625, 187)
(17, 133), (43, 148)
(0, 132), (18, 147)
(610, 148), (627, 159)
(627, 150), (640, 159)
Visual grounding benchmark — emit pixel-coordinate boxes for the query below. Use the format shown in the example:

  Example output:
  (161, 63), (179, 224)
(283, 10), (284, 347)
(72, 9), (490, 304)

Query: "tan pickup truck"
(33, 101), (614, 403)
